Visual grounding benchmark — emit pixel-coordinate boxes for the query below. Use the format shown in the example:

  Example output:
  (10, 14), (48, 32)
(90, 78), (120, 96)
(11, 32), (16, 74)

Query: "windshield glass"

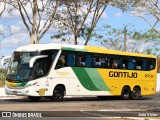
(6, 50), (58, 82)
(7, 52), (38, 82)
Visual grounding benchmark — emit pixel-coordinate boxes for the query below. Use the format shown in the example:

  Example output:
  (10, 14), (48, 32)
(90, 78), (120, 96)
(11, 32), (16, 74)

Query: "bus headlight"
(25, 82), (38, 88)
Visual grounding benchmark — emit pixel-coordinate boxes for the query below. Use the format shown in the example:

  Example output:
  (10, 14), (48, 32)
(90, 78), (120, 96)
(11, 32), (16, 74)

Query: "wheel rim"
(54, 90), (63, 100)
(123, 89), (129, 98)
(132, 90), (139, 98)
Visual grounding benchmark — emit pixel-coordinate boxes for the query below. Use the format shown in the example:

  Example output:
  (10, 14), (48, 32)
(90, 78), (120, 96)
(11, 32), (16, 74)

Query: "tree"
(0, 26), (20, 40)
(94, 24), (160, 54)
(51, 0), (109, 45)
(2, 0), (60, 44)
(0, 0), (6, 17)
(111, 0), (160, 34)
(0, 26), (24, 51)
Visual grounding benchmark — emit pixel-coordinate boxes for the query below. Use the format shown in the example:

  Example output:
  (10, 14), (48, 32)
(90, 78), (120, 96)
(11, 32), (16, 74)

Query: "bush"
(0, 69), (6, 87)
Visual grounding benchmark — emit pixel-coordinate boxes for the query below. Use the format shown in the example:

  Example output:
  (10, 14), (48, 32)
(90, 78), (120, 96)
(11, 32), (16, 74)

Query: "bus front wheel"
(131, 87), (140, 100)
(121, 86), (131, 100)
(28, 96), (41, 102)
(51, 86), (64, 101)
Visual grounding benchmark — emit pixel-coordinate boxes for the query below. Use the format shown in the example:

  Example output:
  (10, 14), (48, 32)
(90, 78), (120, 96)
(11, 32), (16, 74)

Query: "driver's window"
(34, 59), (46, 78)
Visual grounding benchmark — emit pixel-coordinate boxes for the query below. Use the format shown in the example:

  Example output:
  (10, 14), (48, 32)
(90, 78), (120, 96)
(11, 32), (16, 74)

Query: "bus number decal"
(109, 71), (138, 78)
(145, 74), (153, 78)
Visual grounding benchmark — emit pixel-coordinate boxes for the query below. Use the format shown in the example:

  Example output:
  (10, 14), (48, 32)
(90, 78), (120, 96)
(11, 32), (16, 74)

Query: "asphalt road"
(0, 94), (160, 119)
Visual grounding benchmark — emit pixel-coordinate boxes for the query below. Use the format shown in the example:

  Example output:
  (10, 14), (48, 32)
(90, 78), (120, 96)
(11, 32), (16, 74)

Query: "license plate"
(12, 91), (17, 94)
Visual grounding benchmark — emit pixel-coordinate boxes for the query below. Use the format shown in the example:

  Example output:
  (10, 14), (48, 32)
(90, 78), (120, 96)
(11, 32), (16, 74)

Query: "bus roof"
(16, 43), (156, 58)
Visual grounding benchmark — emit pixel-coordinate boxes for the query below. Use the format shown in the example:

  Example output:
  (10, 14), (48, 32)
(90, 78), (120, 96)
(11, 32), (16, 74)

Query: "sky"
(0, 3), (159, 68)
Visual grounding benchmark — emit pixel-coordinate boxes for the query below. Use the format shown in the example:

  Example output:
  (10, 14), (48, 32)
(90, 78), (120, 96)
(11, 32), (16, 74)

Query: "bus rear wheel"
(51, 86), (64, 101)
(121, 86), (131, 100)
(131, 87), (140, 100)
(28, 96), (41, 102)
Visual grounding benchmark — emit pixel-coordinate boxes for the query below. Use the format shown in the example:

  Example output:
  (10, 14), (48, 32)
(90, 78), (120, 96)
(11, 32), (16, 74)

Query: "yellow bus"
(1, 43), (157, 101)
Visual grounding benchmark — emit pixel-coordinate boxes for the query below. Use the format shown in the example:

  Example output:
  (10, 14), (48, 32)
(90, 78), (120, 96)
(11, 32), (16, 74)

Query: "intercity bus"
(1, 43), (157, 101)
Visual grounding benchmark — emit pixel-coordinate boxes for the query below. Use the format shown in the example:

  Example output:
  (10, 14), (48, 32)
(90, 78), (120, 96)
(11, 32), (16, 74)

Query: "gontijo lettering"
(109, 71), (138, 78)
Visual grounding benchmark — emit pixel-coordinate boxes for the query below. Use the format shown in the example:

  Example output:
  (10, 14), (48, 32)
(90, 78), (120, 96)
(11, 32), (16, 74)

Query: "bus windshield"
(6, 52), (38, 82)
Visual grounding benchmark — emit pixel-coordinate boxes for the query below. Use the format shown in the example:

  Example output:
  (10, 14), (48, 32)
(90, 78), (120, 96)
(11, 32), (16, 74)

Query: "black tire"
(131, 87), (140, 100)
(51, 86), (64, 101)
(28, 96), (41, 102)
(121, 86), (131, 100)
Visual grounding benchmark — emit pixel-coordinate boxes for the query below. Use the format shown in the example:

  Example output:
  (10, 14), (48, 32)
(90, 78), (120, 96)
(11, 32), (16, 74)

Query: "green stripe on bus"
(84, 68), (110, 91)
(72, 67), (100, 91)
(62, 47), (88, 52)
(16, 82), (28, 87)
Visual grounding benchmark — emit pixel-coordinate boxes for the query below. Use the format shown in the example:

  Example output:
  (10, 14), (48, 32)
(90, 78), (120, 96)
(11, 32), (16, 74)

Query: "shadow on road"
(3, 96), (153, 103)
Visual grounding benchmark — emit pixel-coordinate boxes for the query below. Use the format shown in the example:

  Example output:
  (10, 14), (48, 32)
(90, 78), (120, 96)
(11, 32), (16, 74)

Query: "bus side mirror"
(1, 56), (11, 67)
(29, 55), (48, 68)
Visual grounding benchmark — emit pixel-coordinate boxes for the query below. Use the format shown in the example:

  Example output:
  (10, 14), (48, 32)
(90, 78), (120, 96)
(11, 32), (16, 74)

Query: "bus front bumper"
(5, 86), (35, 96)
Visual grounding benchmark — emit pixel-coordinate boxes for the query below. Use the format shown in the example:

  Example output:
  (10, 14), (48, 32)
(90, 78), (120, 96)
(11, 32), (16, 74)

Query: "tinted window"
(40, 50), (58, 74)
(92, 54), (107, 68)
(147, 58), (156, 70)
(54, 50), (156, 71)
(107, 55), (120, 69)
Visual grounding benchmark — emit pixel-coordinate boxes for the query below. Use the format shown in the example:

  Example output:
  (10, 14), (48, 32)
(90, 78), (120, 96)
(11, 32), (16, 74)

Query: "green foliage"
(51, 0), (109, 45)
(133, 29), (160, 41)
(0, 69), (6, 87)
(50, 0), (160, 46)
(93, 23), (160, 55)
(112, 0), (160, 35)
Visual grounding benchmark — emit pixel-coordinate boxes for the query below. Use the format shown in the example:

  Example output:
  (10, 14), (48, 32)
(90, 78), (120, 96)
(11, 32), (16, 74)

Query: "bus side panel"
(47, 67), (156, 97)
(69, 67), (112, 96)
(97, 69), (156, 96)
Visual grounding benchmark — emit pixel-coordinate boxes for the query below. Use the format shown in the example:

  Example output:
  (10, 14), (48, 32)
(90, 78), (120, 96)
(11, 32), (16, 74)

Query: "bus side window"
(85, 54), (92, 67)
(110, 62), (116, 69)
(128, 59), (135, 70)
(40, 50), (58, 74)
(34, 59), (46, 78)
(121, 58), (127, 69)
(147, 59), (155, 70)
(143, 59), (147, 70)
(108, 58), (120, 69)
(76, 55), (81, 67)
(76, 53), (87, 67)
(56, 54), (67, 69)
(92, 54), (107, 68)
(93, 55), (99, 68)
(93, 56), (101, 68)
(135, 59), (143, 70)
(67, 52), (75, 67)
